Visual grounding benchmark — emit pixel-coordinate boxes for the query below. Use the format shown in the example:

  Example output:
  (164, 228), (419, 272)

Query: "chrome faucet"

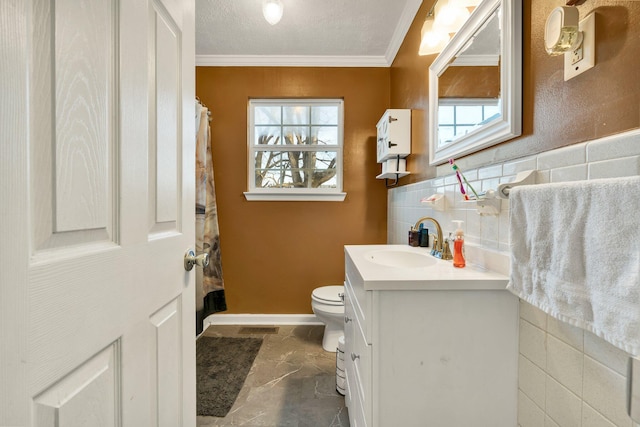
(412, 216), (453, 260)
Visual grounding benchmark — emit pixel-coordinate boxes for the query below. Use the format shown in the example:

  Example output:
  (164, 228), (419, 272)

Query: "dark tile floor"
(197, 325), (350, 427)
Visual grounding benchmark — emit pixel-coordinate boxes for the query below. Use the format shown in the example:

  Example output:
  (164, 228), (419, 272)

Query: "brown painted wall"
(438, 66), (500, 98)
(392, 0), (640, 183)
(196, 67), (389, 314)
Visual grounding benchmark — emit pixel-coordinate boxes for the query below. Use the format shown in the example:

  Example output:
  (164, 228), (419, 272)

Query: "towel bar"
(496, 170), (536, 198)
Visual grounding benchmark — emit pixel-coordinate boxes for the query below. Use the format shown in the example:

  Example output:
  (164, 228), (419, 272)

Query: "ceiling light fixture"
(263, 0), (284, 25)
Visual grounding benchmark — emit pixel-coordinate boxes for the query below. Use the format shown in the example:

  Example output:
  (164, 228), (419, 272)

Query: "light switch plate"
(564, 13), (595, 81)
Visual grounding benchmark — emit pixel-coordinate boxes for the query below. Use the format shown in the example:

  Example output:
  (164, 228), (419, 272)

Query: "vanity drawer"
(344, 283), (371, 427)
(347, 365), (369, 427)
(345, 256), (373, 344)
(350, 314), (371, 416)
(344, 283), (356, 362)
(344, 364), (352, 409)
(344, 292), (358, 421)
(344, 276), (369, 342)
(348, 308), (371, 425)
(344, 338), (370, 427)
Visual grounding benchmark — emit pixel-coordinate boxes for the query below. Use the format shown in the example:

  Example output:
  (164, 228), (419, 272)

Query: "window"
(245, 99), (345, 201)
(437, 98), (501, 147)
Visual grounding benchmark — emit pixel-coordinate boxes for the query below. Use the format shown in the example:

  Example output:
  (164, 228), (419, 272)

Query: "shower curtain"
(196, 101), (226, 335)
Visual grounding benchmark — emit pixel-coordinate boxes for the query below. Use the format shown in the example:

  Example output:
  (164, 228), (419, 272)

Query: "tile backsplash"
(387, 129), (640, 427)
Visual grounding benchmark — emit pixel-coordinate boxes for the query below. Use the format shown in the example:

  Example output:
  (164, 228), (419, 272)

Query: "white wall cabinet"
(376, 109), (411, 163)
(343, 248), (519, 427)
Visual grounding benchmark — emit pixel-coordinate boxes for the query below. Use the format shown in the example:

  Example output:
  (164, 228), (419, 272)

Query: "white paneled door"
(1, 0), (196, 426)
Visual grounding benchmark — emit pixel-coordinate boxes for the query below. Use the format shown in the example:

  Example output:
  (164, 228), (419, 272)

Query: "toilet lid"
(312, 285), (344, 303)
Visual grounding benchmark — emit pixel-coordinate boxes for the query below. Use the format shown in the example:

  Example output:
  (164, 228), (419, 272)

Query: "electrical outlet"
(570, 45), (583, 65)
(564, 13), (595, 81)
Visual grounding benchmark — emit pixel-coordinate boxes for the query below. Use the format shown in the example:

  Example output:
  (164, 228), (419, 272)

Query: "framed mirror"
(428, 0), (522, 165)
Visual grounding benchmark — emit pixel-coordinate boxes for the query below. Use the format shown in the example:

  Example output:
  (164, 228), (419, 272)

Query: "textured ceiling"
(195, 0), (424, 66)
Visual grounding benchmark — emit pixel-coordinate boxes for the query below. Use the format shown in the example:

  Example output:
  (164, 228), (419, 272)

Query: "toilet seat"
(312, 285), (344, 306)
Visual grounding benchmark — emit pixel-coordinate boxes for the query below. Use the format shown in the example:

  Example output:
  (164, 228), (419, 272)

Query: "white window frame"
(244, 99), (346, 201)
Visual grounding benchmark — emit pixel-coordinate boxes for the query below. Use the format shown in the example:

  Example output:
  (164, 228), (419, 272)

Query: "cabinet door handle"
(388, 141), (397, 148)
(351, 353), (360, 361)
(344, 316), (352, 323)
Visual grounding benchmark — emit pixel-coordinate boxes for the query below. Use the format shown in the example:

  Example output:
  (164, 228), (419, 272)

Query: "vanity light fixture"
(262, 0), (284, 25)
(434, 0), (471, 34)
(419, 17), (451, 56)
(418, 0), (476, 56)
(544, 6), (596, 80)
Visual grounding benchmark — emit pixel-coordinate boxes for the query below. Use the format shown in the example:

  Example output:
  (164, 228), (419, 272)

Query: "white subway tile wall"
(546, 335), (584, 397)
(546, 375), (582, 427)
(547, 316), (584, 351)
(387, 129), (640, 427)
(519, 355), (546, 407)
(583, 356), (631, 427)
(548, 415), (563, 427)
(520, 391), (546, 427)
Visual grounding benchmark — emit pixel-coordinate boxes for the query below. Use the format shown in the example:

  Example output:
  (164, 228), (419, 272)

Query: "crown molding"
(196, 0), (424, 68)
(385, 0), (424, 65)
(452, 54), (500, 66)
(196, 54), (390, 67)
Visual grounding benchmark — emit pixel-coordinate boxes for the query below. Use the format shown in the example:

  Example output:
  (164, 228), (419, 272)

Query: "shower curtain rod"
(196, 97), (212, 121)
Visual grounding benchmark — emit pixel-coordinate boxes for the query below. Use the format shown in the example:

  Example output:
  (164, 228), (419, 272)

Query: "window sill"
(243, 192), (347, 202)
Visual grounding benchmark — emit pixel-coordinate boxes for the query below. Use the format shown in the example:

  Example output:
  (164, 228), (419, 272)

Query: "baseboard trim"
(204, 313), (323, 327)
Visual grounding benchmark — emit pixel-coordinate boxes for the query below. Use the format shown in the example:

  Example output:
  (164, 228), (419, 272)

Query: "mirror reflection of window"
(437, 99), (500, 147)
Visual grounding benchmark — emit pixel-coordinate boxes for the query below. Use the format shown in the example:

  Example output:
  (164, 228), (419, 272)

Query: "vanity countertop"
(345, 244), (509, 291)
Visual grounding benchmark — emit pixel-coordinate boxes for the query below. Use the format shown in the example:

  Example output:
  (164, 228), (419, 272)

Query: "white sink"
(345, 245), (510, 291)
(364, 249), (437, 268)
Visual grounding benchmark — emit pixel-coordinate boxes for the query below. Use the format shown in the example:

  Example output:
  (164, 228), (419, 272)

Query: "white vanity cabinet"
(343, 246), (519, 427)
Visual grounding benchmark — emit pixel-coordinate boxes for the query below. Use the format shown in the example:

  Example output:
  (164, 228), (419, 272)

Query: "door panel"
(28, 249), (129, 396)
(30, 0), (117, 251)
(52, 0), (114, 233)
(33, 342), (121, 427)
(150, 0), (182, 234)
(0, 0), (196, 425)
(150, 298), (183, 427)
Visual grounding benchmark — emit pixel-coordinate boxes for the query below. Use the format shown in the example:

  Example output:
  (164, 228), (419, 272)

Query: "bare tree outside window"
(250, 101), (342, 191)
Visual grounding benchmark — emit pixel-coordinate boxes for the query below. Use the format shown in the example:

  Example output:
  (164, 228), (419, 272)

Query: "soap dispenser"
(452, 220), (466, 268)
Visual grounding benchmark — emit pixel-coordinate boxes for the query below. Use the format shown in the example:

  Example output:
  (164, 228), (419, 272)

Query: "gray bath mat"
(196, 336), (263, 417)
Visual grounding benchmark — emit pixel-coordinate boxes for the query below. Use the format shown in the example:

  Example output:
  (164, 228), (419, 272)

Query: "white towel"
(507, 176), (640, 355)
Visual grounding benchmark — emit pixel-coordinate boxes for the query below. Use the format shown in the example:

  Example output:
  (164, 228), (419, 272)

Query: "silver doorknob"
(184, 249), (210, 271)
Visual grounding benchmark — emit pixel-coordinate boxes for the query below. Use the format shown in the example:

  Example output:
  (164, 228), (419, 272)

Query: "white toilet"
(311, 285), (345, 352)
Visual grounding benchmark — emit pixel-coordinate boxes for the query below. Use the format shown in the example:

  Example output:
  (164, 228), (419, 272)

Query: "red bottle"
(452, 220), (466, 268)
